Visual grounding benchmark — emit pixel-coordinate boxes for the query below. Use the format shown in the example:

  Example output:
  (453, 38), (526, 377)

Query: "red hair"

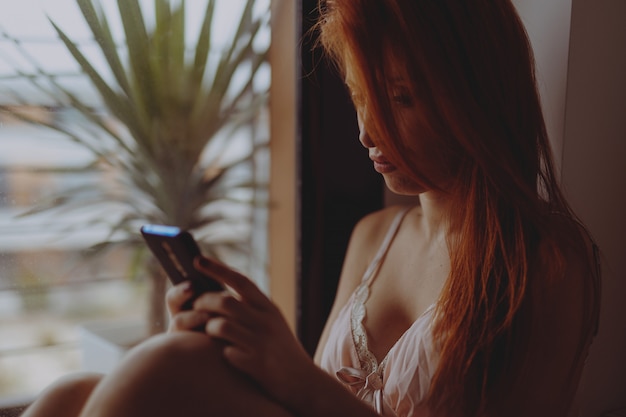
(318, 0), (599, 415)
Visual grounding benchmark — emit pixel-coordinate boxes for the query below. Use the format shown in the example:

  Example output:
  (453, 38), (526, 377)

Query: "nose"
(357, 109), (375, 148)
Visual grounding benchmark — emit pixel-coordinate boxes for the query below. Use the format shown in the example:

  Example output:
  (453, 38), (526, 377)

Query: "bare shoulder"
(313, 205), (416, 362)
(349, 205), (413, 253)
(334, 204), (414, 298)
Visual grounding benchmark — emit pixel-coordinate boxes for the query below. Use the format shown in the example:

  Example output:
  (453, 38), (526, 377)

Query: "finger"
(169, 310), (211, 332)
(166, 281), (194, 314)
(193, 291), (258, 328)
(205, 316), (256, 347)
(194, 256), (270, 309)
(222, 344), (257, 376)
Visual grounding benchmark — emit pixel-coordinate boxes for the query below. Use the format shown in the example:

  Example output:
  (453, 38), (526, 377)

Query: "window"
(0, 0), (270, 401)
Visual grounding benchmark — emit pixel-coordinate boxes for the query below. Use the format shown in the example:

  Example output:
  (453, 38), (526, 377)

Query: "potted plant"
(0, 0), (269, 341)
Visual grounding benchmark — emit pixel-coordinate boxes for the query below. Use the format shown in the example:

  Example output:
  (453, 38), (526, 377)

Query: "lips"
(370, 155), (397, 174)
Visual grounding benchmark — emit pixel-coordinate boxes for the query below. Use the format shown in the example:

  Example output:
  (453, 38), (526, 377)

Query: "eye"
(391, 86), (413, 107)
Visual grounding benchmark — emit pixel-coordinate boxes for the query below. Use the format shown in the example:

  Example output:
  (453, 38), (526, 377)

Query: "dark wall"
(297, 0), (384, 355)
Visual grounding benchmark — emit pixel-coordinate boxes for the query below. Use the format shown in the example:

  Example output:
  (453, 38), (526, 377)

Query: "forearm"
(283, 364), (380, 417)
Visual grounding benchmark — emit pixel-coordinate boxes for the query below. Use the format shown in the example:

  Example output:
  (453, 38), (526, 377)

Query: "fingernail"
(194, 256), (209, 270)
(181, 281), (193, 292)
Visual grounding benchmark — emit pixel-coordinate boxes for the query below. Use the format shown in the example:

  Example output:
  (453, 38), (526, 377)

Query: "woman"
(21, 1), (600, 416)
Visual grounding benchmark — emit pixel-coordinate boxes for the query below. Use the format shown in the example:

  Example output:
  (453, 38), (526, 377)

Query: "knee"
(113, 331), (225, 388)
(77, 332), (229, 417)
(43, 372), (103, 399)
(124, 331), (220, 370)
(21, 372), (103, 417)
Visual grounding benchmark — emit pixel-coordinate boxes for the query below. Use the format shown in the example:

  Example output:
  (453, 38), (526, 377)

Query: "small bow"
(337, 367), (384, 413)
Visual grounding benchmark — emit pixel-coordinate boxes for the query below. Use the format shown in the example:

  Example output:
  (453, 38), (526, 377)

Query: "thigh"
(79, 332), (294, 417)
(21, 372), (103, 417)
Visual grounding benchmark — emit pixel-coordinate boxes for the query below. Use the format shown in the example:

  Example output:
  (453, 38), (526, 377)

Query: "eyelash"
(347, 88), (412, 108)
(391, 87), (413, 107)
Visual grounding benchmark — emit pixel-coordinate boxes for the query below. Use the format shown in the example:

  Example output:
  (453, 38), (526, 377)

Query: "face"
(347, 62), (433, 196)
(346, 49), (460, 196)
(356, 107), (426, 196)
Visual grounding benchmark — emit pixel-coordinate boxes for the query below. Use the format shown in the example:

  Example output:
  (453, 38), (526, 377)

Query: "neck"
(417, 191), (453, 240)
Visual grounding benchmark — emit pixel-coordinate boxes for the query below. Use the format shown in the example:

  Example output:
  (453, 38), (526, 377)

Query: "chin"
(383, 174), (424, 196)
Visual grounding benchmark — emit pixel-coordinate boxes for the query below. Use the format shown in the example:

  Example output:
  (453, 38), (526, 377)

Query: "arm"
(314, 207), (401, 363)
(187, 206), (405, 417)
(166, 206), (405, 417)
(191, 255), (382, 417)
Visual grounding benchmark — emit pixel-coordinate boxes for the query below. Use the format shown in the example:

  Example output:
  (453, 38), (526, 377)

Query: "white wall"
(512, 0), (573, 173)
(561, 1), (626, 416)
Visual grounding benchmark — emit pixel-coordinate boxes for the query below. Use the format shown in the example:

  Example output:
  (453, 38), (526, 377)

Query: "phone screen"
(140, 225), (223, 295)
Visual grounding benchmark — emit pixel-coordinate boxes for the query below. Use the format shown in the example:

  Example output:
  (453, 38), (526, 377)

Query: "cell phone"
(140, 225), (223, 300)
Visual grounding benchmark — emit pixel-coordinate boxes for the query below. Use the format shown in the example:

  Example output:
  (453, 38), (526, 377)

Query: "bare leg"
(20, 372), (102, 417)
(77, 331), (294, 417)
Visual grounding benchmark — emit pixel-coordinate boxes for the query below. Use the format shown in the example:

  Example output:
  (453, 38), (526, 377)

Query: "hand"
(165, 281), (211, 332)
(192, 255), (316, 406)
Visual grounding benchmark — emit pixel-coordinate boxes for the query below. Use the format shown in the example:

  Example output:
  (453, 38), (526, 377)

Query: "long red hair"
(317, 0), (599, 415)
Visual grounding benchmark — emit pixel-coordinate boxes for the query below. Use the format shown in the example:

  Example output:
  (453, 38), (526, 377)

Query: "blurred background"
(0, 0), (271, 401)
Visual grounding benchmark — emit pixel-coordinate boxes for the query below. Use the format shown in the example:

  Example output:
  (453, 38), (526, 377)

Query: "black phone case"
(140, 225), (223, 296)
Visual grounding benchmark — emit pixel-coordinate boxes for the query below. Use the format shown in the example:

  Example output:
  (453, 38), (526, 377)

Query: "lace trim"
(351, 281), (382, 375)
(350, 208), (410, 377)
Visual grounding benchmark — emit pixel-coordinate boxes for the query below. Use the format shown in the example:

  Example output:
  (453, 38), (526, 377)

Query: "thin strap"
(360, 207), (412, 287)
(350, 206), (412, 374)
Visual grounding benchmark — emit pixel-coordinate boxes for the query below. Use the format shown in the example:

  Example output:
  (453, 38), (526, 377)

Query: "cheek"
(397, 122), (456, 186)
(396, 116), (430, 158)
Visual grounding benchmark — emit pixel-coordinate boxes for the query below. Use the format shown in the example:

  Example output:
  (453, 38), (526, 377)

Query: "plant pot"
(79, 319), (148, 374)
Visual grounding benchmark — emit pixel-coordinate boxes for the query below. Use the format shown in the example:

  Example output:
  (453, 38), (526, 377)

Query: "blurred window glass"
(0, 0), (270, 402)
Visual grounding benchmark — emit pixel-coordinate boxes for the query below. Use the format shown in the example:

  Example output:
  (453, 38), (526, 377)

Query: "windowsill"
(0, 395), (33, 417)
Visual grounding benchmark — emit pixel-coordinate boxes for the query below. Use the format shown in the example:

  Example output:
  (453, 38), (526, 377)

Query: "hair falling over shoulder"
(317, 0), (600, 415)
